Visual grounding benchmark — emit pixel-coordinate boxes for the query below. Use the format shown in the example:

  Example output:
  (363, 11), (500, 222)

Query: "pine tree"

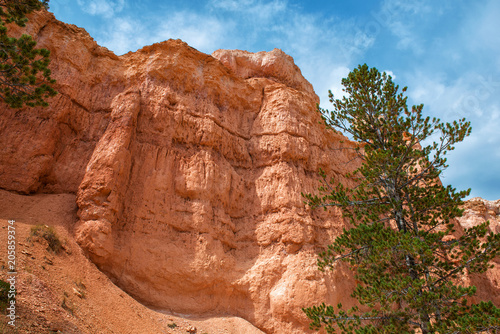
(0, 0), (56, 108)
(303, 64), (500, 334)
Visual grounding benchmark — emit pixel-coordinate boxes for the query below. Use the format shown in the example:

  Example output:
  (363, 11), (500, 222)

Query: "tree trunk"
(394, 195), (432, 333)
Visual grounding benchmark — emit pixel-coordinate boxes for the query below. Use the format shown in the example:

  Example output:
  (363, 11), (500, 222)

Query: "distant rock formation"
(0, 10), (497, 333)
(456, 198), (500, 306)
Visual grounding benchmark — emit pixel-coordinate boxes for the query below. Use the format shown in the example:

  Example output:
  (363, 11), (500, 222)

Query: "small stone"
(73, 288), (83, 298)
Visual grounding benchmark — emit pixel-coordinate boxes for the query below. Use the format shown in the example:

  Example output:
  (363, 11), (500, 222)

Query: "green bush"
(30, 225), (62, 253)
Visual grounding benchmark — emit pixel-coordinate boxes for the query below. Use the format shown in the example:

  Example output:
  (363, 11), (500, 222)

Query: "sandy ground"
(0, 189), (264, 334)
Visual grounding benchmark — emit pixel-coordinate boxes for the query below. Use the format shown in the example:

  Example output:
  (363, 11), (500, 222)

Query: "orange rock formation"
(0, 10), (498, 334)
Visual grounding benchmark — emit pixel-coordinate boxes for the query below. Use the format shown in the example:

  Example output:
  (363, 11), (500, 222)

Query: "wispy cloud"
(322, 66), (350, 102)
(154, 12), (229, 52)
(376, 0), (439, 54)
(442, 107), (500, 199)
(51, 0), (500, 199)
(384, 70), (396, 80)
(208, 0), (287, 21)
(405, 68), (500, 200)
(89, 0), (371, 105)
(76, 0), (125, 18)
(98, 16), (147, 55)
(93, 10), (230, 55)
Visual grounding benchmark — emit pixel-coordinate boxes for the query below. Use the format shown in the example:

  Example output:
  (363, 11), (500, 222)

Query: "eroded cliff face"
(75, 31), (360, 334)
(1, 10), (498, 334)
(0, 10), (359, 333)
(0, 11), (124, 194)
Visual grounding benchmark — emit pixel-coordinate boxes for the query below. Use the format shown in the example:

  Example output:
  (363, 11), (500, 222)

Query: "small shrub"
(30, 225), (62, 253)
(167, 323), (177, 329)
(0, 279), (10, 311)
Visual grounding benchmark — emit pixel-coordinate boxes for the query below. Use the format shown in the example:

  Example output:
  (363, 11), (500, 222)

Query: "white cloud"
(53, 0), (499, 199)
(197, 0), (373, 104)
(77, 0), (125, 18)
(405, 71), (489, 121)
(154, 12), (228, 52)
(209, 0), (254, 11)
(405, 68), (500, 200)
(441, 109), (500, 200)
(384, 70), (396, 80)
(208, 0), (287, 21)
(382, 0), (433, 16)
(321, 66), (350, 105)
(94, 11), (230, 56)
(98, 16), (147, 55)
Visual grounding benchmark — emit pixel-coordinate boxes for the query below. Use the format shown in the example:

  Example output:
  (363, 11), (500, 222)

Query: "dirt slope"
(0, 189), (264, 334)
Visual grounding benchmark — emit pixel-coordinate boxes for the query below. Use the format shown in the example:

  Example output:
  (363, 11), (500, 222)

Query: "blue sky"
(48, 0), (500, 200)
